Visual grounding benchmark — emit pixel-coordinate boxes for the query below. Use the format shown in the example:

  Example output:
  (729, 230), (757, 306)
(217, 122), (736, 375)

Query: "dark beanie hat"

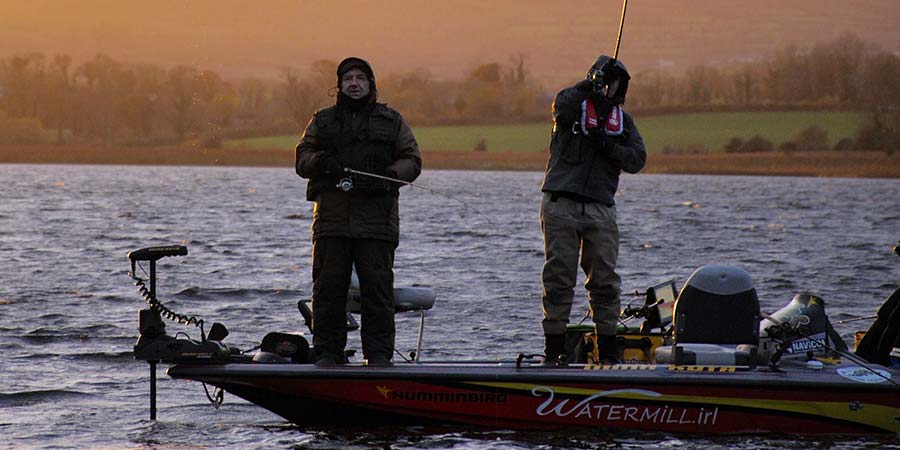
(337, 57), (375, 83)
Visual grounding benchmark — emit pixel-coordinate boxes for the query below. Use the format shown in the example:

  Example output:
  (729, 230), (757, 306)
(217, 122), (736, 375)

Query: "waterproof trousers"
(540, 192), (621, 336)
(311, 237), (396, 361)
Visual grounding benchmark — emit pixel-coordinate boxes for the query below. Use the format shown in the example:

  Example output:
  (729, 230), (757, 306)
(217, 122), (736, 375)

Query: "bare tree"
(282, 67), (315, 127)
(47, 54), (74, 144)
(122, 64), (165, 140)
(237, 77), (269, 126)
(76, 53), (130, 144)
(729, 64), (757, 106)
(0, 53), (46, 119)
(165, 65), (201, 142)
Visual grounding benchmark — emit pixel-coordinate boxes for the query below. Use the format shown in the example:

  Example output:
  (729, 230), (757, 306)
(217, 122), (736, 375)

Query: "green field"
(226, 111), (865, 154)
(638, 111), (864, 152)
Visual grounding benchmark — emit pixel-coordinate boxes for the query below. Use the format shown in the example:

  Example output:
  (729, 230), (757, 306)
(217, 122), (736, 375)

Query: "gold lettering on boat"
(667, 365), (736, 373)
(584, 364), (655, 370)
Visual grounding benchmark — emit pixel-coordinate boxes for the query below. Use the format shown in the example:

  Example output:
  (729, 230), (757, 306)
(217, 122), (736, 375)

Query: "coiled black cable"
(130, 263), (206, 339)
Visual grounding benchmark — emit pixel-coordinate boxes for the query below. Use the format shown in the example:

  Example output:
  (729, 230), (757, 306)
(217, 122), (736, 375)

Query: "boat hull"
(168, 362), (900, 434)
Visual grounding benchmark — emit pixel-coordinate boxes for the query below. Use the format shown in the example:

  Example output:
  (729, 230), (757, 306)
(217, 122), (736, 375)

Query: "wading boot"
(542, 334), (568, 367)
(314, 352), (341, 367)
(364, 354), (393, 367)
(595, 334), (622, 365)
(313, 348), (347, 367)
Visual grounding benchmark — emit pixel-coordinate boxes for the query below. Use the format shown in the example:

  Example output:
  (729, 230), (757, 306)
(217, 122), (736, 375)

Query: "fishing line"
(343, 168), (501, 233)
(761, 312), (899, 388)
(834, 314), (878, 325)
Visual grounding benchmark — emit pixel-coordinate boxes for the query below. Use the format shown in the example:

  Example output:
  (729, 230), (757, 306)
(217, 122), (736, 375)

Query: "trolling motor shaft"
(129, 245), (230, 420)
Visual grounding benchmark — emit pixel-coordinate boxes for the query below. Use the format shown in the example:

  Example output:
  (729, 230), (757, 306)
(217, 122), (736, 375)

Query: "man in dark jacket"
(296, 57), (421, 367)
(540, 55), (646, 365)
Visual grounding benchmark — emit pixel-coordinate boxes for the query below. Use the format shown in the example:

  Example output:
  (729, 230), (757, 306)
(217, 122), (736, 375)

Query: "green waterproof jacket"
(295, 102), (421, 244)
(541, 83), (646, 206)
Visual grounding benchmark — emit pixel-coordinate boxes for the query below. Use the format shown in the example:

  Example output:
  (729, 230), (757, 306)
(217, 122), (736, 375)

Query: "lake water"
(1, 164), (898, 449)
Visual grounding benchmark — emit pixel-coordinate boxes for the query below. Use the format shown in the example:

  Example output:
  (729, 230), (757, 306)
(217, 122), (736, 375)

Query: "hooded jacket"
(541, 58), (646, 206)
(295, 58), (421, 244)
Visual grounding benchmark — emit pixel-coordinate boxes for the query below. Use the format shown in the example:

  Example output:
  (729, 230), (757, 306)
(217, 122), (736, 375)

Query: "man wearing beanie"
(295, 57), (421, 367)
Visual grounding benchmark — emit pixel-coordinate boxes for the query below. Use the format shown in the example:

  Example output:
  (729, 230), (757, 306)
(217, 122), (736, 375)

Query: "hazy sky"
(2, 0), (898, 86)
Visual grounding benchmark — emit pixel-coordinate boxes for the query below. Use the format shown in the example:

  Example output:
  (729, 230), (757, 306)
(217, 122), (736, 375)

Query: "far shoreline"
(1, 145), (897, 178)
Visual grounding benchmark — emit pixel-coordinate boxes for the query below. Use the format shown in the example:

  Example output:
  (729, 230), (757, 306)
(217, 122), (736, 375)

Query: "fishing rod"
(341, 168), (501, 233)
(761, 312), (899, 388)
(589, 0), (630, 101)
(612, 0), (628, 60)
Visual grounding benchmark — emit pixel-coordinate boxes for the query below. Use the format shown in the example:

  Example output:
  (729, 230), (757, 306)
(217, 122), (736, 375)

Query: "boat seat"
(655, 265), (760, 366)
(296, 285), (436, 331)
(348, 285), (436, 313)
(296, 271), (436, 362)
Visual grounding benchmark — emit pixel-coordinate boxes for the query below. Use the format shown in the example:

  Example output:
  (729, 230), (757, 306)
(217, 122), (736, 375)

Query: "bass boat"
(128, 245), (900, 434)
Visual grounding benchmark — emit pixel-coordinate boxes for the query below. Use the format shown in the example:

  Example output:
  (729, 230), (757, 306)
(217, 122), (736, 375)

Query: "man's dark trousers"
(311, 237), (396, 360)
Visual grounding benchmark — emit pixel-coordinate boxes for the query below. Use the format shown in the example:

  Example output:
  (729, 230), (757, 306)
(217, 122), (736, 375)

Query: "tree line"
(0, 34), (896, 148)
(627, 34), (898, 112)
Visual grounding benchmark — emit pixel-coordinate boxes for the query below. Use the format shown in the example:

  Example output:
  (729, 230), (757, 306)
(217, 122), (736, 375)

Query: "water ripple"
(1, 166), (898, 449)
(0, 389), (94, 408)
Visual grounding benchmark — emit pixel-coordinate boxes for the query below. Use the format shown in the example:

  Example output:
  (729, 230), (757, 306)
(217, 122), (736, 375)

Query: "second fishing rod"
(336, 167), (501, 232)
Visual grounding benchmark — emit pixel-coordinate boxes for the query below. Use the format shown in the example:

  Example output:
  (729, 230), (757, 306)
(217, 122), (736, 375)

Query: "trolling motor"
(130, 245), (231, 361)
(128, 245), (231, 420)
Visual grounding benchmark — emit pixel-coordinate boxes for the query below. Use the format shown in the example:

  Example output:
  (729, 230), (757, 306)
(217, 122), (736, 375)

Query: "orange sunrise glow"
(1, 0), (897, 85)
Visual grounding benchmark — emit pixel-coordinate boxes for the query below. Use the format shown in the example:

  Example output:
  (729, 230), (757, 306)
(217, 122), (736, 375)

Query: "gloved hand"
(318, 153), (344, 177)
(574, 78), (594, 93)
(589, 92), (615, 120)
(588, 133), (614, 153)
(596, 60), (630, 105)
(383, 166), (398, 179)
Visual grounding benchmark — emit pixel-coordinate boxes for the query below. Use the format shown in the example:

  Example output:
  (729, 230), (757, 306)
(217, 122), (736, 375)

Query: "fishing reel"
(587, 57), (630, 105)
(337, 177), (354, 192)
